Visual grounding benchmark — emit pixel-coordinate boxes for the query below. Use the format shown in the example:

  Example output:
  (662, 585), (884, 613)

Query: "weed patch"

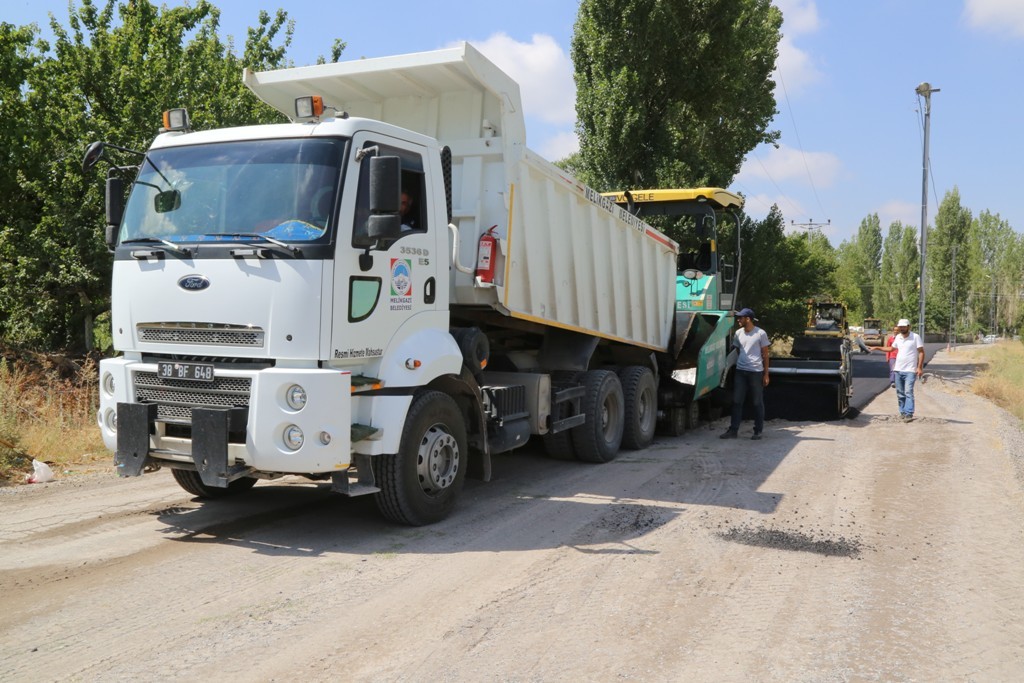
(0, 351), (107, 485)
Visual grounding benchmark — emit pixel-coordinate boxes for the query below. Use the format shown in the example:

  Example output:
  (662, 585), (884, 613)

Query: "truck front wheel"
(171, 469), (257, 499)
(572, 369), (624, 463)
(374, 391), (467, 525)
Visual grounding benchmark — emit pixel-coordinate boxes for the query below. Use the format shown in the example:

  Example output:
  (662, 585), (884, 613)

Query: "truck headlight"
(285, 384), (307, 411)
(283, 425), (304, 451)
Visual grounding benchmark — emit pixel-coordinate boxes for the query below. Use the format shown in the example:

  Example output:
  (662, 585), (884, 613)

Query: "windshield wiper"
(210, 233), (301, 256)
(120, 237), (193, 257)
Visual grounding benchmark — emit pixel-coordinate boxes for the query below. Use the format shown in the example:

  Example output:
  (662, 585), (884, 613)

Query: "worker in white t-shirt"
(868, 318), (924, 421)
(720, 308), (771, 440)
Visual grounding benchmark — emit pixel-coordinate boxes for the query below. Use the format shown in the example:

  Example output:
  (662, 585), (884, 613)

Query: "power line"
(749, 151), (807, 220)
(776, 66), (828, 217)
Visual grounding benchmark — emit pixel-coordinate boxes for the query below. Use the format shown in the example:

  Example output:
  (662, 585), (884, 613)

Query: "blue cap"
(736, 307), (756, 319)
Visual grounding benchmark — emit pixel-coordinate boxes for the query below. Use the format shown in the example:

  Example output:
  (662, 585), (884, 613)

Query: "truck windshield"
(119, 138), (345, 244)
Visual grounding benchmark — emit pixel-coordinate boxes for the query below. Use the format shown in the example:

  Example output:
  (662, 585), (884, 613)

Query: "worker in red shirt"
(885, 326), (898, 388)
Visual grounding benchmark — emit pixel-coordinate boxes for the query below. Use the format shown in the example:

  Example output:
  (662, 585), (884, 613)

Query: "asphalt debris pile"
(718, 523), (867, 558)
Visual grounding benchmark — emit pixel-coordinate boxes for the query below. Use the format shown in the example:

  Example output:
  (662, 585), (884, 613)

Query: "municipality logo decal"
(390, 259), (412, 296)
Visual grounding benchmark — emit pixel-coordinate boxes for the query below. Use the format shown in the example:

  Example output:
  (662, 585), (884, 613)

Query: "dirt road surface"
(3, 348), (1024, 682)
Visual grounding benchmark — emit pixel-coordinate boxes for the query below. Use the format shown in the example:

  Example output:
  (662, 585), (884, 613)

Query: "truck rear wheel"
(572, 369), (624, 463)
(684, 399), (701, 430)
(374, 391), (467, 525)
(171, 469), (257, 499)
(658, 406), (686, 437)
(619, 366), (657, 450)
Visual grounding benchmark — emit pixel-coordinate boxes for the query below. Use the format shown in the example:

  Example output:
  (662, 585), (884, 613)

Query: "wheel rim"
(417, 423), (460, 493)
(638, 386), (655, 432)
(602, 392), (622, 442)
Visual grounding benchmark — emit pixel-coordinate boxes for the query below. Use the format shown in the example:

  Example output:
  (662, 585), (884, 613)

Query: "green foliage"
(833, 213), (882, 320)
(0, 1), (304, 352)
(873, 221), (919, 327)
(725, 205), (836, 339)
(925, 188), (972, 332)
(570, 0), (781, 191)
(963, 209), (1022, 336)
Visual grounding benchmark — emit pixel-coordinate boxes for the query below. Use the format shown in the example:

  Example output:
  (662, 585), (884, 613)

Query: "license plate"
(157, 361), (215, 382)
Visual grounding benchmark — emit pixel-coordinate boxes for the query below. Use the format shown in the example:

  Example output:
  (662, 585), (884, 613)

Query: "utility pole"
(916, 82), (939, 340)
(790, 219), (831, 232)
(949, 243), (956, 350)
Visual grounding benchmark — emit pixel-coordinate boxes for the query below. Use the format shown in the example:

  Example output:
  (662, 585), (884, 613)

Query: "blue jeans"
(730, 369), (765, 433)
(894, 371), (917, 417)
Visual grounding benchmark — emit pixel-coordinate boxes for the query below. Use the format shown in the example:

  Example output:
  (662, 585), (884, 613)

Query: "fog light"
(283, 425), (304, 450)
(285, 384), (307, 411)
(105, 409), (117, 432)
(319, 431), (332, 445)
(102, 372), (115, 397)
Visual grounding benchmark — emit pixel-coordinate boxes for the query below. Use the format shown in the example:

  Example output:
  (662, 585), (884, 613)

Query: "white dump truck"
(85, 44), (709, 525)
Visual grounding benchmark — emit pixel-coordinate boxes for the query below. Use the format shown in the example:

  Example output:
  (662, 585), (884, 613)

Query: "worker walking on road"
(721, 308), (771, 440)
(868, 318), (924, 421)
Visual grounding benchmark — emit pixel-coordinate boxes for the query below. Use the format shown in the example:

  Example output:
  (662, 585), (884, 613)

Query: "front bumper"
(98, 358), (352, 480)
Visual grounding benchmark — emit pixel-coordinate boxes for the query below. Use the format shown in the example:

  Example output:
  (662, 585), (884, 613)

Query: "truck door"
(331, 135), (437, 365)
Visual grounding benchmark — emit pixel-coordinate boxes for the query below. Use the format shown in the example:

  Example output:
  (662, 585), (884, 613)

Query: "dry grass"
(0, 355), (108, 485)
(962, 340), (1024, 424)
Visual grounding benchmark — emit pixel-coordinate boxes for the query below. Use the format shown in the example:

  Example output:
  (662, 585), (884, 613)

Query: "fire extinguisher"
(476, 225), (499, 284)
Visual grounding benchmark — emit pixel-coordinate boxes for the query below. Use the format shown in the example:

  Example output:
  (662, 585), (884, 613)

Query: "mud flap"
(115, 402), (157, 477)
(192, 407), (248, 488)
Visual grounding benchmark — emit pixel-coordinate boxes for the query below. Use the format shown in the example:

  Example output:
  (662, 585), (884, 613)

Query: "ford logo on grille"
(178, 275), (210, 291)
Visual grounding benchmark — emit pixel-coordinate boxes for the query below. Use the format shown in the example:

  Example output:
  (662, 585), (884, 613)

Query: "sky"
(6, 0), (1024, 246)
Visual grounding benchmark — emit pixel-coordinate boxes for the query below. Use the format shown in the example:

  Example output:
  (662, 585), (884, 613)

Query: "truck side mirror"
(83, 141), (106, 172)
(369, 155), (400, 214)
(354, 155), (402, 252)
(105, 175), (124, 244)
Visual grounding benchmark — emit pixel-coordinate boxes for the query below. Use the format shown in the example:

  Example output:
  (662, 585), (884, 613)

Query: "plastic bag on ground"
(27, 459), (55, 484)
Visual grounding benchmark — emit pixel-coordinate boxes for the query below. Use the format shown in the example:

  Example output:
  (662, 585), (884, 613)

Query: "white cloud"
(773, 0), (823, 95)
(877, 200), (921, 230)
(964, 0), (1024, 37)
(740, 192), (807, 220)
(774, 0), (820, 35)
(537, 130), (580, 161)
(460, 33), (576, 126)
(737, 143), (842, 188)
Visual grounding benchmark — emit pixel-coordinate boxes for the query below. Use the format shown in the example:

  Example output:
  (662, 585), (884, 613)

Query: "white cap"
(897, 318), (911, 327)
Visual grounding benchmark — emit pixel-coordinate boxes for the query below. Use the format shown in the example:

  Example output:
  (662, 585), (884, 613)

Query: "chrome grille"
(133, 371), (251, 424)
(137, 323), (265, 347)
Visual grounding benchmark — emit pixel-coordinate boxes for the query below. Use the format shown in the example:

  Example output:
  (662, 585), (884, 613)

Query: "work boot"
(719, 429), (738, 439)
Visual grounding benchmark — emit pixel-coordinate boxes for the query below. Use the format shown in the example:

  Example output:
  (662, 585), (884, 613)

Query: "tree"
(726, 206), (835, 340)
(874, 220), (919, 327)
(966, 210), (1019, 336)
(833, 213), (882, 321)
(570, 0), (781, 191)
(925, 188), (971, 333)
(0, 1), (304, 351)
